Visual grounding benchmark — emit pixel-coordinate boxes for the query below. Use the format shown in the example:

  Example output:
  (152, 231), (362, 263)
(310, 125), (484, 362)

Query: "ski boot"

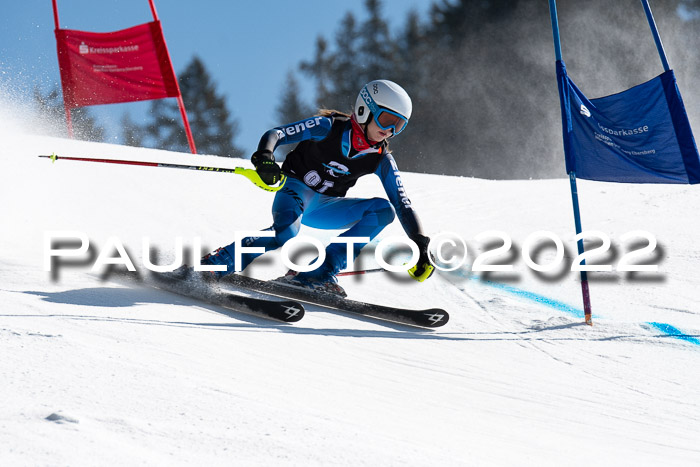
(274, 268), (347, 298)
(157, 248), (227, 284)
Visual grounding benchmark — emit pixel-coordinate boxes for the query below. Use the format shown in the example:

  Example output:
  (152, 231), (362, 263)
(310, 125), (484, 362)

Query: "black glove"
(408, 234), (435, 282)
(251, 149), (281, 185)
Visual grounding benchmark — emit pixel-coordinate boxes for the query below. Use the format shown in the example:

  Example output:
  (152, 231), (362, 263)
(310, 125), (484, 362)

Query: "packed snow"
(1, 98), (699, 466)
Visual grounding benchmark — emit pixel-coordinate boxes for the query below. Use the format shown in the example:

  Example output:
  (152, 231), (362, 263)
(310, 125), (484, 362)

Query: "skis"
(109, 269), (448, 328)
(220, 274), (449, 328)
(147, 271), (305, 323)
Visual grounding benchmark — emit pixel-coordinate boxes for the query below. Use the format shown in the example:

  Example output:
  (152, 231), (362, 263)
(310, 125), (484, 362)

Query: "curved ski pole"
(233, 167), (286, 192)
(39, 153), (286, 192)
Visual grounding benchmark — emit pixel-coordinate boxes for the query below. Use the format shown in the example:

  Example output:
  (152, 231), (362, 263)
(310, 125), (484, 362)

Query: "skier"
(200, 79), (434, 296)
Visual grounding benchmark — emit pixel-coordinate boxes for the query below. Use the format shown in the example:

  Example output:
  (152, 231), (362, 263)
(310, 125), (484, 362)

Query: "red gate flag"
(55, 21), (179, 108)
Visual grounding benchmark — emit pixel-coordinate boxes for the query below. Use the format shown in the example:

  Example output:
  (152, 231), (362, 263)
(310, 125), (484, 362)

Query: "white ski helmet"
(354, 79), (412, 136)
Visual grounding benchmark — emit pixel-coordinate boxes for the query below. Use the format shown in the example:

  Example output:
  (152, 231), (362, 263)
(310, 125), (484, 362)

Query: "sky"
(0, 0), (435, 156)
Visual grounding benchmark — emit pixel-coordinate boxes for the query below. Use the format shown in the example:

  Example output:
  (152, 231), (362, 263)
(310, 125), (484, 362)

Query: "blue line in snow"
(468, 277), (700, 346)
(475, 278), (584, 317)
(646, 322), (700, 345)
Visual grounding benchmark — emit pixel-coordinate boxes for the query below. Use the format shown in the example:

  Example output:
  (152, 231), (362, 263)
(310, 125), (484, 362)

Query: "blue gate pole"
(549, 0), (563, 61)
(569, 173), (593, 325)
(549, 0), (593, 325)
(640, 0), (671, 71)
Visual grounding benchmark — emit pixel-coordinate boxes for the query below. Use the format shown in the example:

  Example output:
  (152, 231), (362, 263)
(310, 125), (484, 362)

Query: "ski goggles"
(374, 108), (409, 135)
(361, 86), (409, 135)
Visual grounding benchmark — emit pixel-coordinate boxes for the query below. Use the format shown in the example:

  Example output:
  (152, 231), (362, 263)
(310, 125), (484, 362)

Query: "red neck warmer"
(350, 115), (379, 151)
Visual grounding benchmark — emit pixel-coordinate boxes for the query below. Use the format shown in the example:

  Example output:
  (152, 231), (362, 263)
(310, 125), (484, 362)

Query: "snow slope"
(1, 101), (699, 466)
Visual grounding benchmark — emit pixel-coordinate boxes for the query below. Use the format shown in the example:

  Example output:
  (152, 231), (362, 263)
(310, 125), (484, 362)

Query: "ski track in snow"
(1, 107), (700, 465)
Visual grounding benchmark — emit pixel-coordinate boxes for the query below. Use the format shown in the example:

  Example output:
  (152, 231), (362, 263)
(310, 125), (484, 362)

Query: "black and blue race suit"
(210, 114), (425, 277)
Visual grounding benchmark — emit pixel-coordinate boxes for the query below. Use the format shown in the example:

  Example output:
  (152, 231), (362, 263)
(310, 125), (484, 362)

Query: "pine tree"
(379, 10), (434, 173)
(300, 37), (333, 107)
(276, 70), (314, 124)
(301, 12), (362, 112)
(301, 0), (399, 112)
(293, 0), (700, 178)
(393, 11), (431, 93)
(359, 0), (396, 80)
(120, 112), (145, 147)
(33, 86), (104, 142)
(329, 12), (363, 108)
(274, 71), (315, 161)
(143, 56), (243, 157)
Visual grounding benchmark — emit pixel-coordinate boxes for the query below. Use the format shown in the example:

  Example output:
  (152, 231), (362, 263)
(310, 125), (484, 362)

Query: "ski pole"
(337, 266), (433, 282)
(38, 153), (286, 192)
(337, 267), (388, 277)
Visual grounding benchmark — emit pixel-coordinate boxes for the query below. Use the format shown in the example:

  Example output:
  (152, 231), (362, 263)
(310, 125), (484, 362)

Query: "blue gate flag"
(556, 60), (700, 184)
